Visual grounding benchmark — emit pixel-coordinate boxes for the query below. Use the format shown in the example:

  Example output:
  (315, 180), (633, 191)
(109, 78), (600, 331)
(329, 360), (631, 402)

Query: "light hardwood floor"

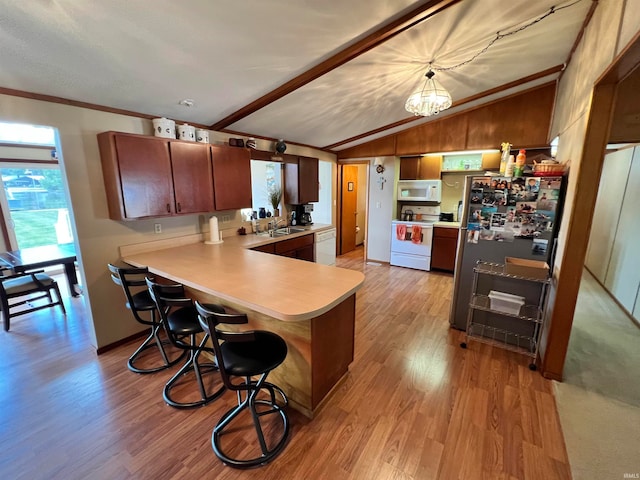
(0, 248), (571, 479)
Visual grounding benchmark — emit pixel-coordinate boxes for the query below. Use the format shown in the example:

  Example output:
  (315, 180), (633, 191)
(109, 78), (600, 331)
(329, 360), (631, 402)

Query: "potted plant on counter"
(268, 186), (282, 217)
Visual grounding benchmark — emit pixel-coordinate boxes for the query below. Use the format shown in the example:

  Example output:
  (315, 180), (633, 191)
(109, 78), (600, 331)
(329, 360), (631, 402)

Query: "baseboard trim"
(96, 329), (147, 355)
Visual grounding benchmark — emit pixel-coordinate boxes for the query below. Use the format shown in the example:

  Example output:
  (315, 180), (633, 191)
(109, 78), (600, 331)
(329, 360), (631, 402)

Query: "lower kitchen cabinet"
(431, 226), (459, 272)
(275, 234), (315, 262)
(252, 234), (315, 262)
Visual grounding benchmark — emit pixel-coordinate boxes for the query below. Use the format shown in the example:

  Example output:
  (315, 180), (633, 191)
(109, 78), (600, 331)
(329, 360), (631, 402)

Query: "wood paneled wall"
(338, 83), (556, 159)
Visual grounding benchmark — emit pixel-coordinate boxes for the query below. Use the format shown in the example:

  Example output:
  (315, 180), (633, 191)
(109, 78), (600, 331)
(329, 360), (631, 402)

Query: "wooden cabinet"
(431, 226), (459, 272)
(251, 243), (276, 254)
(399, 156), (441, 180)
(211, 145), (252, 210)
(169, 142), (214, 214)
(98, 131), (254, 220)
(252, 234), (315, 262)
(285, 156), (319, 204)
(274, 234), (315, 262)
(99, 132), (214, 220)
(99, 132), (175, 220)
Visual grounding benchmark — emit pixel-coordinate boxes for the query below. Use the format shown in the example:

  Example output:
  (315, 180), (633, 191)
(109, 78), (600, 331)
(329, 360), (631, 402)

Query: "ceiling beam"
(209, 0), (462, 131)
(323, 64), (564, 150)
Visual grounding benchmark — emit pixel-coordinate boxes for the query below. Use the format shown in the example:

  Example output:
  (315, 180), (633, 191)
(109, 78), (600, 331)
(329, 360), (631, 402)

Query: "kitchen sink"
(256, 226), (308, 237)
(271, 226), (307, 236)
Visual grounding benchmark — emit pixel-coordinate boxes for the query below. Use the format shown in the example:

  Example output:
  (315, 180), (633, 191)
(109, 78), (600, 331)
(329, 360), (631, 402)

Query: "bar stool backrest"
(195, 301), (257, 391)
(108, 264), (155, 324)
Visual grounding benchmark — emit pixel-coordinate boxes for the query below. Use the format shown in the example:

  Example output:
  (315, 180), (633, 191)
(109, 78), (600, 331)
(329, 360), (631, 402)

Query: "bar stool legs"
(195, 302), (291, 468)
(163, 332), (225, 409)
(212, 375), (289, 468)
(128, 311), (185, 374)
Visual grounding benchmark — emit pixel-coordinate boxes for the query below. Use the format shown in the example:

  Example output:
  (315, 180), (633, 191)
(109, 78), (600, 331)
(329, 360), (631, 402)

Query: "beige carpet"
(554, 270), (640, 480)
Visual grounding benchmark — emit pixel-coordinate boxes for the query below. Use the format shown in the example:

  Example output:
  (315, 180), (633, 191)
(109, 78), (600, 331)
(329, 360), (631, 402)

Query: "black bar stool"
(195, 301), (290, 468)
(108, 264), (183, 373)
(146, 279), (225, 409)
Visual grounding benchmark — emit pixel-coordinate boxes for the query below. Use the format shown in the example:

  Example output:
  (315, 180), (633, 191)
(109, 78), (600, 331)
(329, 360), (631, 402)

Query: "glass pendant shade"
(405, 70), (452, 116)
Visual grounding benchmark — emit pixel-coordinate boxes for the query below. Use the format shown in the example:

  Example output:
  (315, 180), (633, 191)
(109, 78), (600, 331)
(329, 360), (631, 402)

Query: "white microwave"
(397, 180), (441, 202)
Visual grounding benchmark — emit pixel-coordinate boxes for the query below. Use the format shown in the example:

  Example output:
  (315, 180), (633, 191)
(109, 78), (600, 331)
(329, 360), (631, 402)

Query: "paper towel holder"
(204, 216), (224, 245)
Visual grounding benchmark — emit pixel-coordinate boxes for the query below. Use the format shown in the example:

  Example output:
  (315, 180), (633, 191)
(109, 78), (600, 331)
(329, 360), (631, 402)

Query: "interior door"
(340, 165), (358, 254)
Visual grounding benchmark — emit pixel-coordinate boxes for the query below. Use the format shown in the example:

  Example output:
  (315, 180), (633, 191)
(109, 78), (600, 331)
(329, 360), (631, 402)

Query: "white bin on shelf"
(488, 290), (525, 315)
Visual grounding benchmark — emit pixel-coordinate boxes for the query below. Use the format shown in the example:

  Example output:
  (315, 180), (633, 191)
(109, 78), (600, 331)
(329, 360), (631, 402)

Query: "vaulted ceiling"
(0, 0), (595, 152)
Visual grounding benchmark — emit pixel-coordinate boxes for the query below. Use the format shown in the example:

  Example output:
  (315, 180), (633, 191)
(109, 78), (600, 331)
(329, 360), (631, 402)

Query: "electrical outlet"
(154, 223), (162, 234)
(221, 215), (230, 223)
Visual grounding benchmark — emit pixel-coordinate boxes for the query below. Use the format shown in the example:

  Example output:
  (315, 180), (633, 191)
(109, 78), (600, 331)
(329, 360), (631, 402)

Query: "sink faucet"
(268, 218), (287, 232)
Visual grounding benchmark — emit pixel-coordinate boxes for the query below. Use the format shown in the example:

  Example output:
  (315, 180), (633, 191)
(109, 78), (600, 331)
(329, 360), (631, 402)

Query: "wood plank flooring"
(0, 249), (571, 479)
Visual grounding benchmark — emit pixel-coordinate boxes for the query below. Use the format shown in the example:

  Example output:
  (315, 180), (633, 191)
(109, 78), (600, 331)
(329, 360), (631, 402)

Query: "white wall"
(550, 0), (636, 272)
(311, 160), (333, 225)
(356, 164), (367, 245)
(366, 156), (396, 262)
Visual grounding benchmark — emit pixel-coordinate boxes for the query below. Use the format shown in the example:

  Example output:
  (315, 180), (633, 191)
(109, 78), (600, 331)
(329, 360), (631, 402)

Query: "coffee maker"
(294, 204), (313, 225)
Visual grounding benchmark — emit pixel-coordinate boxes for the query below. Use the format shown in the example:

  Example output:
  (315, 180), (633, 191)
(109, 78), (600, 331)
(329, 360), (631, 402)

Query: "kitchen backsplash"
(440, 171), (468, 220)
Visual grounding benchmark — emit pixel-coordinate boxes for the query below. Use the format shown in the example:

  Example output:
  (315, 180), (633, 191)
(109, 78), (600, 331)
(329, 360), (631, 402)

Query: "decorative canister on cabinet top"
(177, 124), (196, 142)
(195, 129), (209, 143)
(152, 117), (176, 138)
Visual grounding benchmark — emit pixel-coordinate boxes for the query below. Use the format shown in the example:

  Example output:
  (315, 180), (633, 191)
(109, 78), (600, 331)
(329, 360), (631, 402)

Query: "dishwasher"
(315, 228), (337, 265)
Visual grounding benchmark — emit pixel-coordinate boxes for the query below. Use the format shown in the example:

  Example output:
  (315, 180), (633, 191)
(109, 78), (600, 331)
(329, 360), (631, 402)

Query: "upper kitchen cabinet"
(99, 132), (174, 220)
(399, 155), (441, 180)
(210, 145), (252, 210)
(169, 142), (214, 214)
(285, 156), (319, 204)
(98, 131), (213, 220)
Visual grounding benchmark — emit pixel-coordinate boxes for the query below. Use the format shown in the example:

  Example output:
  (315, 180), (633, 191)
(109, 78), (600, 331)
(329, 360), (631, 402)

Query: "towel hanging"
(411, 225), (422, 244)
(396, 224), (406, 241)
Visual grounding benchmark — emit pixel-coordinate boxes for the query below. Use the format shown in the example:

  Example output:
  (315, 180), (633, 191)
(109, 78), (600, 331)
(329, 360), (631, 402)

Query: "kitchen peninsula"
(121, 229), (364, 418)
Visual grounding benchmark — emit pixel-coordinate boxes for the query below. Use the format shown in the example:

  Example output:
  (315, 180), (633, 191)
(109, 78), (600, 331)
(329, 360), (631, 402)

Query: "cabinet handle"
(166, 203), (171, 213)
(177, 202), (181, 212)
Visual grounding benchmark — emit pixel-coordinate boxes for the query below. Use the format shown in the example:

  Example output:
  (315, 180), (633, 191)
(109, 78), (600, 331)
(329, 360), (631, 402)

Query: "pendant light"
(405, 67), (452, 117)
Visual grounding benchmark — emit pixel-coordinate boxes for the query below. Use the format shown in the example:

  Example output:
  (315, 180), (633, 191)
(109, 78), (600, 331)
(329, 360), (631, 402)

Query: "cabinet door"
(284, 157), (319, 204)
(400, 156), (441, 179)
(399, 157), (420, 180)
(114, 134), (174, 218)
(419, 155), (441, 179)
(296, 244), (315, 262)
(431, 228), (458, 272)
(211, 145), (252, 210)
(298, 157), (319, 203)
(169, 142), (214, 214)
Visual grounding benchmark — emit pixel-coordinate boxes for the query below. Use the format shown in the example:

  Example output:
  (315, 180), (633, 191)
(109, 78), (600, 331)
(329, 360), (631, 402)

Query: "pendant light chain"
(432, 0), (585, 72)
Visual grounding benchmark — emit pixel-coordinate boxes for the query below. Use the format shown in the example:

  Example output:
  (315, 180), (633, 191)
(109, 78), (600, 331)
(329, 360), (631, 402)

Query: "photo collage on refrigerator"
(466, 176), (562, 255)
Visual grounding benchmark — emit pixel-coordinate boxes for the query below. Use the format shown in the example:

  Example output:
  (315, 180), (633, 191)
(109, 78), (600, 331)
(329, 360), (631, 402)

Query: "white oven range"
(390, 205), (440, 271)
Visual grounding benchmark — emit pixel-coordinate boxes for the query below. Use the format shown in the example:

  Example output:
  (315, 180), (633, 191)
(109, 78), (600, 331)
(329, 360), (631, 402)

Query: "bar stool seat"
(196, 301), (290, 468)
